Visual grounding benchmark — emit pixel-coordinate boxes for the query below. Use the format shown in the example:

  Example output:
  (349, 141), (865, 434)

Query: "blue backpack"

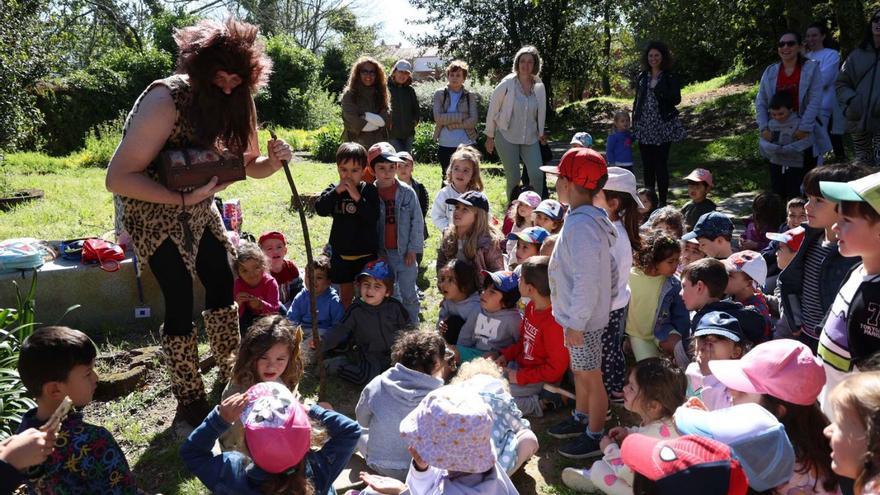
(0, 238), (47, 274)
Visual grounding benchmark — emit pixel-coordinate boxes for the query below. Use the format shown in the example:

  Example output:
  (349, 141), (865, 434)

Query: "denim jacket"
(653, 276), (691, 342)
(181, 405), (361, 495)
(376, 179), (425, 256)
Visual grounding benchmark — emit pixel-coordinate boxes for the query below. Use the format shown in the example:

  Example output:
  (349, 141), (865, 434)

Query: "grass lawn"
(0, 80), (770, 493)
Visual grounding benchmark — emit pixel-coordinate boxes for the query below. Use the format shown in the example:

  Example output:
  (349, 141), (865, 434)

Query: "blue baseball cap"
(673, 403), (795, 492)
(481, 270), (519, 293)
(534, 199), (565, 221)
(693, 311), (744, 342)
(357, 258), (394, 282)
(446, 190), (490, 212)
(507, 226), (550, 244)
(682, 212), (734, 241)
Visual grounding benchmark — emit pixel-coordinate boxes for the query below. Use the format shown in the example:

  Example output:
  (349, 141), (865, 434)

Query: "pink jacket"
(233, 272), (280, 316)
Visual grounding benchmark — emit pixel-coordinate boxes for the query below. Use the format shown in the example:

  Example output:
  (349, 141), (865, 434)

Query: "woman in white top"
(805, 21), (846, 162)
(484, 46), (548, 200)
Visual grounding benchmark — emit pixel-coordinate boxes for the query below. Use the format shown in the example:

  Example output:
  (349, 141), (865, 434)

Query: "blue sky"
(360, 0), (434, 46)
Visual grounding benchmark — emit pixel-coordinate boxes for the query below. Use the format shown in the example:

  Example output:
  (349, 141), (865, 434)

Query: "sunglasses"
(360, 69), (377, 76)
(777, 40), (798, 48)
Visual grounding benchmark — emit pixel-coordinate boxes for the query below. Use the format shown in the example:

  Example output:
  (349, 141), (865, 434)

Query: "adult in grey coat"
(837, 8), (880, 166)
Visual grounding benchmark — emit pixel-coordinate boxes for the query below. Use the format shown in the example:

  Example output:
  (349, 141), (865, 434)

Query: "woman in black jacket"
(632, 41), (687, 206)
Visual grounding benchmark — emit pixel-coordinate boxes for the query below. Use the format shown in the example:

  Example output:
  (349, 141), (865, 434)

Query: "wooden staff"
(270, 130), (325, 399)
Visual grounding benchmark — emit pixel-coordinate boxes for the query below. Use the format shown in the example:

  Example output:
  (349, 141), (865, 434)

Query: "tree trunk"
(601, 1), (612, 96)
(834, 0), (866, 59)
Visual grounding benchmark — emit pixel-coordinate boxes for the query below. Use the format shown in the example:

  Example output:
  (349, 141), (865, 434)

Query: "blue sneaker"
(547, 413), (588, 439)
(558, 432), (603, 459)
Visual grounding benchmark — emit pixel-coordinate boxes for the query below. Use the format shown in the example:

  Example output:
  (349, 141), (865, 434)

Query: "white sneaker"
(562, 467), (597, 493)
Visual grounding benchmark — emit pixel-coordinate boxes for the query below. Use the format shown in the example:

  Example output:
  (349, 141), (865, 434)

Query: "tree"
(230, 0), (363, 52)
(410, 0), (593, 112)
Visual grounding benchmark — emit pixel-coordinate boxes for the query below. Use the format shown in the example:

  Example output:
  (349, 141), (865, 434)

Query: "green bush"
(36, 48), (172, 156)
(71, 116), (124, 168)
(554, 98), (620, 135)
(0, 274), (38, 439)
(412, 122), (437, 164)
(257, 35), (324, 130)
(310, 124), (343, 163)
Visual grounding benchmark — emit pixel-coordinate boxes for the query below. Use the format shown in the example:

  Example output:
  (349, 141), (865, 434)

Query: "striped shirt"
(818, 265), (880, 416)
(801, 237), (835, 339)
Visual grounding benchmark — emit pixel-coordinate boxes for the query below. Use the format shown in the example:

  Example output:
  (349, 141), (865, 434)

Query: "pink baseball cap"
(514, 190), (542, 209)
(684, 168), (714, 188)
(242, 382), (312, 473)
(709, 339), (826, 406)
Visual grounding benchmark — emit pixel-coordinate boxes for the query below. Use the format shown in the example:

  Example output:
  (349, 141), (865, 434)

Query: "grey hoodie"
(356, 363), (444, 471)
(438, 292), (482, 327)
(458, 307), (523, 351)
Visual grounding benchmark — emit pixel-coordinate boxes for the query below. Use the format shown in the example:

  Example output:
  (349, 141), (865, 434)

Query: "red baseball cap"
(621, 434), (749, 495)
(540, 148), (607, 189)
(766, 226), (806, 253)
(259, 231), (286, 246)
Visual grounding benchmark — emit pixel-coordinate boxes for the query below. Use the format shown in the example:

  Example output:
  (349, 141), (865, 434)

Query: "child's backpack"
(0, 238), (49, 274)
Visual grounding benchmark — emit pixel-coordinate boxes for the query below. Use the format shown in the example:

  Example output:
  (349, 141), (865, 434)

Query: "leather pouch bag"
(157, 148), (245, 191)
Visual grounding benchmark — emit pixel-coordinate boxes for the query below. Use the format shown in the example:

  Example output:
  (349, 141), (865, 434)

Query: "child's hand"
(761, 129), (773, 141)
(235, 292), (252, 305)
(404, 252), (417, 266)
(658, 334), (681, 355)
(564, 328), (585, 347)
(599, 435), (615, 451)
(794, 130), (810, 141)
(247, 298), (262, 311)
(0, 428), (55, 470)
(608, 426), (628, 444)
(684, 396), (708, 411)
(360, 472), (408, 494)
(438, 320), (448, 335)
(219, 393), (248, 424)
(408, 446), (429, 472)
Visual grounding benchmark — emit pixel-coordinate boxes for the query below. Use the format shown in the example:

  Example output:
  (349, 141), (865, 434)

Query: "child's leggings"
(601, 307), (627, 398)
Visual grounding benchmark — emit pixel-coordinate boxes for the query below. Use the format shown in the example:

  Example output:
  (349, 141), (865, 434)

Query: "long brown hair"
(830, 371), (880, 495)
(174, 17), (271, 152)
(760, 395), (839, 493)
(603, 190), (642, 252)
(446, 145), (484, 191)
(344, 56), (389, 113)
(232, 315), (304, 392)
(441, 206), (503, 260)
(261, 463), (315, 495)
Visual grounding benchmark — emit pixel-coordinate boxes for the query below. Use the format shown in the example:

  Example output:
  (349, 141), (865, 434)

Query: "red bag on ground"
(82, 238), (125, 272)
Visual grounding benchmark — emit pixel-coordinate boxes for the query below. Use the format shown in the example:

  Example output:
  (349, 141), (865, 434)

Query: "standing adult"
(756, 31), (830, 199)
(341, 56), (391, 149)
(433, 60), (479, 187)
(837, 9), (880, 166)
(805, 21), (846, 162)
(485, 46), (548, 199)
(632, 41), (686, 207)
(388, 59), (419, 153)
(105, 18), (293, 428)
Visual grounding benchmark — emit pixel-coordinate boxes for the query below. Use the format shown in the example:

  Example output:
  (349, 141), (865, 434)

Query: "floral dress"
(633, 83), (687, 146)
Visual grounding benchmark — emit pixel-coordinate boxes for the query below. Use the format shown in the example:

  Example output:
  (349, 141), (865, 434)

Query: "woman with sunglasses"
(631, 41), (686, 207)
(341, 56), (391, 149)
(837, 9), (880, 166)
(756, 31), (829, 199)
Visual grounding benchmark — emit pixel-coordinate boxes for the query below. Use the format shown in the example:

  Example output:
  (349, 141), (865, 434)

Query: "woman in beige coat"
(341, 56), (391, 149)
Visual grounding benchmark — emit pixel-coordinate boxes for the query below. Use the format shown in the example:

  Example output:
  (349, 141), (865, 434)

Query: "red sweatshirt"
(233, 272), (280, 316)
(500, 301), (569, 385)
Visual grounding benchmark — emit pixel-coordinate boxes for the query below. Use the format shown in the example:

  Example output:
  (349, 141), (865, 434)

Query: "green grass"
(681, 65), (749, 95)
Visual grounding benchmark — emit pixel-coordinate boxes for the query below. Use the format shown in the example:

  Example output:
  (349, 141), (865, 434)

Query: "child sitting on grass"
(356, 330), (447, 481)
(683, 311), (747, 411)
(456, 270), (523, 363)
(681, 212), (734, 260)
(824, 371), (880, 495)
(506, 226), (549, 270)
(503, 190), (541, 256)
(723, 250), (772, 342)
(739, 192), (784, 252)
(182, 382), (361, 495)
(680, 168), (716, 232)
(16, 326), (139, 494)
(322, 259), (413, 385)
(450, 358), (539, 476)
(437, 259), (481, 345)
(315, 142), (380, 309)
(533, 199), (566, 234)
(220, 315), (305, 456)
(258, 231), (302, 307)
(562, 358), (686, 494)
(234, 242), (281, 332)
(493, 256), (569, 418)
(286, 255), (344, 343)
(626, 232), (689, 363)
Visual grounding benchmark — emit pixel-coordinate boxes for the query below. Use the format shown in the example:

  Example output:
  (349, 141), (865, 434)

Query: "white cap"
(604, 167), (645, 209)
(724, 250), (768, 287)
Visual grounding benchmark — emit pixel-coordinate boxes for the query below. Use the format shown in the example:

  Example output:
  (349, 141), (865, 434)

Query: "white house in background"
(379, 41), (446, 81)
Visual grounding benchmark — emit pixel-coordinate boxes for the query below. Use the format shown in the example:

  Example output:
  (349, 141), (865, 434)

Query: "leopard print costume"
(114, 75), (235, 277)
(160, 330), (205, 405)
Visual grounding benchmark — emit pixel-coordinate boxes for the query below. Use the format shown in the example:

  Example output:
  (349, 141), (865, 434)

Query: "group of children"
(6, 127), (880, 495)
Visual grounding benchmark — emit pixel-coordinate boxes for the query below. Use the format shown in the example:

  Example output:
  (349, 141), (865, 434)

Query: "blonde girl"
(430, 145), (485, 231)
(436, 190), (504, 286)
(219, 315), (305, 455)
(233, 242), (280, 331)
(825, 371), (880, 495)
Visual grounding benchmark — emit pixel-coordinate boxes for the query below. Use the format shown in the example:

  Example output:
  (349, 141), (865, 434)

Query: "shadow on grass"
(130, 425), (199, 494)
